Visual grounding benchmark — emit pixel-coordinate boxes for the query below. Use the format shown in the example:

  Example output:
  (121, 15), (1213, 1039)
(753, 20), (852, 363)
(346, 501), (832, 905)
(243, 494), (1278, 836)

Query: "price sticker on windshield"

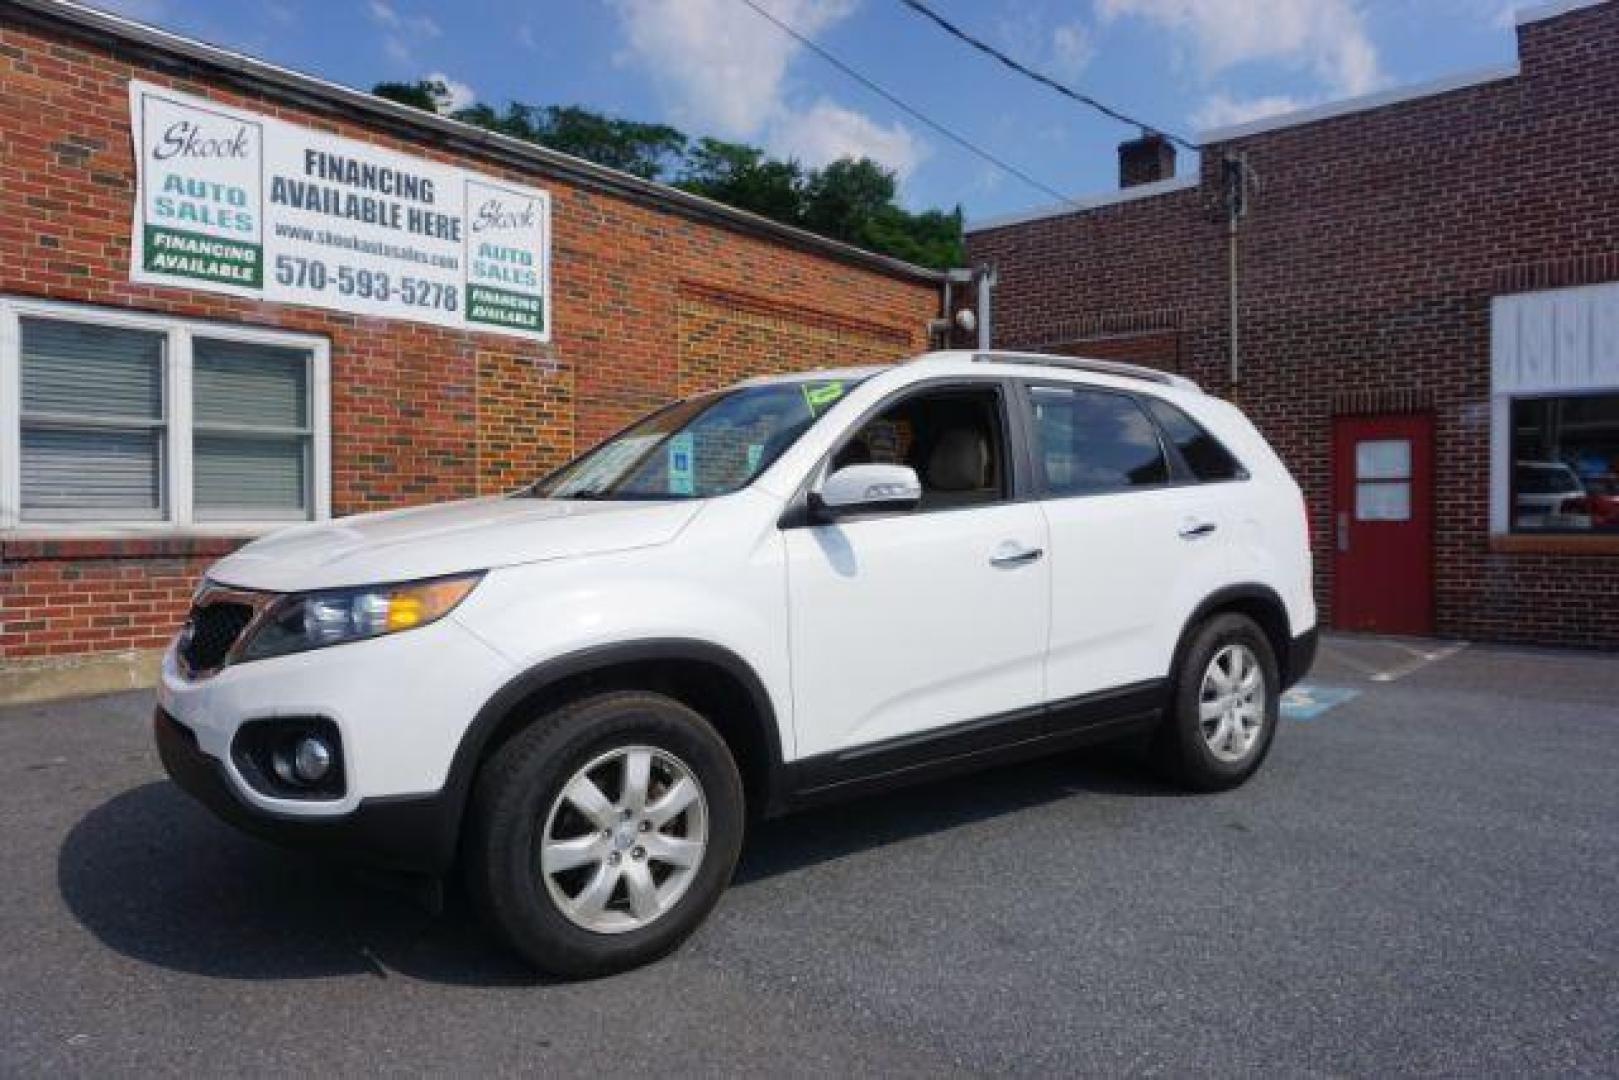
(801, 381), (847, 415)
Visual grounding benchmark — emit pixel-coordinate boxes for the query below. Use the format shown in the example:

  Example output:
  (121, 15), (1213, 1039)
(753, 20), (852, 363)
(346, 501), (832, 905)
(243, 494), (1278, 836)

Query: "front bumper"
(156, 610), (514, 816)
(155, 708), (460, 875)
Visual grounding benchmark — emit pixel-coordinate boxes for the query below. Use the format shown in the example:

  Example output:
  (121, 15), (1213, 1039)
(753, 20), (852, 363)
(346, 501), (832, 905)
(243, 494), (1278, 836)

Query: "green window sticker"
(801, 380), (847, 415)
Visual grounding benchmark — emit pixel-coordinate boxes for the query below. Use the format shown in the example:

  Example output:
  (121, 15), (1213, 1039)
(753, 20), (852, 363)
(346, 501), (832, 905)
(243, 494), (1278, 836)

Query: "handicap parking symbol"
(1282, 683), (1359, 720)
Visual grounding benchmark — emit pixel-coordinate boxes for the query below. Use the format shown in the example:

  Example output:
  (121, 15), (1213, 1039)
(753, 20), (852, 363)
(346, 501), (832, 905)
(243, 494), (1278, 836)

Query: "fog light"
(292, 736), (333, 783)
(238, 719), (344, 799)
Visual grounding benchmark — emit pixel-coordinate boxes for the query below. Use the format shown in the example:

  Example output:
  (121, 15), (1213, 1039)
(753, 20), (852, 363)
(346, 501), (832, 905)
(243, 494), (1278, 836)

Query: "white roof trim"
(1516, 0), (1610, 26)
(1198, 63), (1521, 144)
(965, 174), (1198, 234)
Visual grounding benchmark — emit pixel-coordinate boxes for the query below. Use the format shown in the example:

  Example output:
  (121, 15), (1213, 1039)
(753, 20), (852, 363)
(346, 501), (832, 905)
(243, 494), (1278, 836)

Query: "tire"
(1152, 613), (1281, 792)
(465, 690), (745, 978)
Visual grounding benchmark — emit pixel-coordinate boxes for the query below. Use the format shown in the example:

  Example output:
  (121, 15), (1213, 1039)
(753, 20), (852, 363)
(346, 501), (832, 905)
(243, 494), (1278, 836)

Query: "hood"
(208, 496), (703, 593)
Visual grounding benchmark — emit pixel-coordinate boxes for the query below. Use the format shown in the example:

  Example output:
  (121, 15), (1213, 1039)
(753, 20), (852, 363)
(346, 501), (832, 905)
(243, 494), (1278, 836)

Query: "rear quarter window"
(1144, 397), (1248, 482)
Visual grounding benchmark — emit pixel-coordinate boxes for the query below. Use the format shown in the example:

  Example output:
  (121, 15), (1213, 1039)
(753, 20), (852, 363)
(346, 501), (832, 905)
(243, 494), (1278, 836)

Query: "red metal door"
(1331, 413), (1434, 634)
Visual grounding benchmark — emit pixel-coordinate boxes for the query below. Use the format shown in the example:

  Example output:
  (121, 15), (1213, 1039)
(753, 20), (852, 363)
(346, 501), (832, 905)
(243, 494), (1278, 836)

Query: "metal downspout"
(976, 263), (997, 351)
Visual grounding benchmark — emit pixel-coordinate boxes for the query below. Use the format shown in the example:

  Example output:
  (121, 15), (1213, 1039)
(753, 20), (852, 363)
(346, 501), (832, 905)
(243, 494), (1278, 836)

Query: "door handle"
(1178, 520), (1218, 540)
(990, 543), (1044, 568)
(1337, 511), (1350, 553)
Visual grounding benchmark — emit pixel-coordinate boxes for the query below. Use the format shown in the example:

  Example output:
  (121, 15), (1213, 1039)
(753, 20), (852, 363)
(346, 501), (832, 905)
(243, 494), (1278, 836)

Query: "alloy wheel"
(1199, 642), (1266, 763)
(540, 745), (709, 934)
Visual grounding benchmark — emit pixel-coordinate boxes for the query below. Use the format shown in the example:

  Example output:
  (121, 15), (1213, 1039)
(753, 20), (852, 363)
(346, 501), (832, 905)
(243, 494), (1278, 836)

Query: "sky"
(90, 0), (1530, 221)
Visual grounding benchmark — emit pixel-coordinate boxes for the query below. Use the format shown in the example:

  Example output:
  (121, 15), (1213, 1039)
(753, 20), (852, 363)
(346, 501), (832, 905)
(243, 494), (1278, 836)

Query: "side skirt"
(779, 679), (1165, 811)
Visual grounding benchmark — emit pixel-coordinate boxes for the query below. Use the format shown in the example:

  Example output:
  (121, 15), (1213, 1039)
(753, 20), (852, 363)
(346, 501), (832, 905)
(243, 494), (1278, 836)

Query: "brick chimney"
(1118, 133), (1176, 188)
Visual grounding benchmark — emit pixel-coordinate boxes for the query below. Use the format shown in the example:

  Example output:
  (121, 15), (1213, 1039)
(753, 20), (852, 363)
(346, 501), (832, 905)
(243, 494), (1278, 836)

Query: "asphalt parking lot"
(2, 636), (1616, 1077)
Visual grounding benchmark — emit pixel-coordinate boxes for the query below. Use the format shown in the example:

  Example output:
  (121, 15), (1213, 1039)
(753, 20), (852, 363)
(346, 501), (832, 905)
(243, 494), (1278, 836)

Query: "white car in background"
(1514, 460), (1591, 529)
(155, 350), (1317, 977)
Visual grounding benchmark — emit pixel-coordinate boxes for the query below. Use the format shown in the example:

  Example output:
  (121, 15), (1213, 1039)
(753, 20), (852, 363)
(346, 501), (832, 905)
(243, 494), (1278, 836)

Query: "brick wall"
(968, 2), (1619, 647)
(0, 539), (233, 660)
(675, 281), (919, 396)
(0, 13), (937, 663)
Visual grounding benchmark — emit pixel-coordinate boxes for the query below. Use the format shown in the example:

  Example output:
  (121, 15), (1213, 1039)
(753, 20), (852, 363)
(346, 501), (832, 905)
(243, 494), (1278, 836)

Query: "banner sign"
(128, 80), (551, 341)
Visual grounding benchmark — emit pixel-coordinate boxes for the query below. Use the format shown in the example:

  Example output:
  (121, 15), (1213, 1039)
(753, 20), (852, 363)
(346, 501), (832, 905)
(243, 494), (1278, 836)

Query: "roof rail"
(971, 351), (1200, 392)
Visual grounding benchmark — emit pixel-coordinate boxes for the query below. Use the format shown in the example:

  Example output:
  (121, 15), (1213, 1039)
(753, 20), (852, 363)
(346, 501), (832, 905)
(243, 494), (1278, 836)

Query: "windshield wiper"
(530, 486), (614, 499)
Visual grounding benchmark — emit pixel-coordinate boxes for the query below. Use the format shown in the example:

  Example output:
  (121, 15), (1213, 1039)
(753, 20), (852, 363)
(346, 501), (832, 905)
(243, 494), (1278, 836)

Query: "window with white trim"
(1508, 395), (1619, 533)
(1, 299), (330, 532)
(1490, 283), (1619, 538)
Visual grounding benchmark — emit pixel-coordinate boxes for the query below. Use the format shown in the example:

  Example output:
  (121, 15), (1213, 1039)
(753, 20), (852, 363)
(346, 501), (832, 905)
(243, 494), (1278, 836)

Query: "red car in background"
(1573, 474), (1619, 529)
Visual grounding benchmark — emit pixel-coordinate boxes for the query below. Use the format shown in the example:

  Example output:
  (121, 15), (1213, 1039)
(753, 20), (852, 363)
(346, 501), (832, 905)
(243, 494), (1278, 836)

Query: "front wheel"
(1152, 613), (1281, 791)
(465, 691), (745, 977)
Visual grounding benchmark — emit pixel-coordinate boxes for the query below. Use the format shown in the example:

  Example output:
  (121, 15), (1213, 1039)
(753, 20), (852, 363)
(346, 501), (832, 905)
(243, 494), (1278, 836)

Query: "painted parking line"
(1282, 684), (1360, 720)
(1315, 637), (1470, 683)
(1365, 641), (1468, 683)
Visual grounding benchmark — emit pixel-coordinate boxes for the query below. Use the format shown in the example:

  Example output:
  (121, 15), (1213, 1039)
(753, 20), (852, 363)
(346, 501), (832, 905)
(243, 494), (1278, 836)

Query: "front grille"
(180, 600), (256, 673)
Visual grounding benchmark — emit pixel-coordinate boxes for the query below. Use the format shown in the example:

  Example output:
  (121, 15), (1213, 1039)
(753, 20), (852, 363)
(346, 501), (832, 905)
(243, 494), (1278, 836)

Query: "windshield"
(530, 377), (862, 500)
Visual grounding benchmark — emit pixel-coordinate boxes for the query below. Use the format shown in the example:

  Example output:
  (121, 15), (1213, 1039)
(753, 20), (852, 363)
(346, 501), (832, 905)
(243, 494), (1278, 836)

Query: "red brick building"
(0, 1), (943, 697)
(968, 0), (1619, 648)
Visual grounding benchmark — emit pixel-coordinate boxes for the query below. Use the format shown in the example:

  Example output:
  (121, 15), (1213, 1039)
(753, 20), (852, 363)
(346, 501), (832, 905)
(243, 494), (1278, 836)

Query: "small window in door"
(833, 386), (1008, 510)
(1028, 386), (1169, 496)
(1354, 438), (1411, 521)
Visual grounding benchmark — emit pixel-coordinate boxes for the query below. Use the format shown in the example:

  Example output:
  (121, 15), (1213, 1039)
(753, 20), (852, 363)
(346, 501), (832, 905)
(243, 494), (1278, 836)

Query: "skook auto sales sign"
(129, 80), (552, 341)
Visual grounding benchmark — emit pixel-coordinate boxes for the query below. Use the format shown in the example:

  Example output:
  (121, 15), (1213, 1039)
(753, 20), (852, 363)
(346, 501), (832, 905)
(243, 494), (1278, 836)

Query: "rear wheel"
(465, 691), (744, 977)
(1153, 613), (1280, 791)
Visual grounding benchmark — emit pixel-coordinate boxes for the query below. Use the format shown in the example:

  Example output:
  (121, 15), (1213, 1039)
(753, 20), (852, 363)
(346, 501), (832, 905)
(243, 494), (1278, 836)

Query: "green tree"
(368, 85), (964, 269)
(797, 158), (963, 267)
(373, 79), (444, 113)
(512, 105), (688, 181)
(446, 102), (533, 139)
(678, 138), (804, 225)
(860, 203), (965, 268)
(800, 158), (896, 245)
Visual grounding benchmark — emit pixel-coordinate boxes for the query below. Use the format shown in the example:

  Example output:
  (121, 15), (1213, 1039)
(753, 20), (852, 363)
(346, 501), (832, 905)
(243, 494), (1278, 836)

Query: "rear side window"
(1144, 397), (1247, 482)
(1029, 386), (1169, 495)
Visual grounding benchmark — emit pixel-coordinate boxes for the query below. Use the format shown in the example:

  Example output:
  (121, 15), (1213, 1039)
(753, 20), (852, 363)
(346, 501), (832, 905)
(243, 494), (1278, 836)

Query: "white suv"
(156, 350), (1317, 976)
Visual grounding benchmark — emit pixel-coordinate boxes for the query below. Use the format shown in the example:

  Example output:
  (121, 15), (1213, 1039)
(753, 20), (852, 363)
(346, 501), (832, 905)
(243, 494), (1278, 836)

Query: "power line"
(733, 0), (1084, 210)
(894, 0), (1202, 152)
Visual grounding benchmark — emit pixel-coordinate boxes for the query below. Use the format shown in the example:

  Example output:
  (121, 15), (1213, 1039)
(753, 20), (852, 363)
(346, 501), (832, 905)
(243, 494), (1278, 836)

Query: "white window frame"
(1489, 283), (1619, 535)
(0, 297), (331, 536)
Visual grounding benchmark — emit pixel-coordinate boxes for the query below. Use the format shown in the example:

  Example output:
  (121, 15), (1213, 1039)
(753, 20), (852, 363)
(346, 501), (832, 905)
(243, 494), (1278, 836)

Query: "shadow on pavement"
(56, 781), (542, 986)
(58, 743), (1172, 984)
(735, 741), (1176, 884)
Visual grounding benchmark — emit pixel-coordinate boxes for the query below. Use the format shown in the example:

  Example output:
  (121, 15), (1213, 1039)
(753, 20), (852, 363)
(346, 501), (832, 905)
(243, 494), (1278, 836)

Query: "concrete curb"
(0, 650), (163, 706)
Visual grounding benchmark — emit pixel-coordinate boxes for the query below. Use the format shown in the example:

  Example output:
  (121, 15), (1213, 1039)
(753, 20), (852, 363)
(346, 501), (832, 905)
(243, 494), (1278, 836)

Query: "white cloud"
(368, 0), (441, 65)
(607, 0), (925, 181)
(1192, 92), (1310, 130)
(1096, 0), (1386, 97)
(769, 99), (927, 179)
(1050, 21), (1096, 79)
(610, 0), (855, 138)
(425, 72), (477, 113)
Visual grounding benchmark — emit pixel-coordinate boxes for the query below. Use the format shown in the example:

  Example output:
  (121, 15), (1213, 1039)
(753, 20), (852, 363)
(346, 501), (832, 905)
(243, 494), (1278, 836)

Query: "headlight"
(239, 573), (484, 661)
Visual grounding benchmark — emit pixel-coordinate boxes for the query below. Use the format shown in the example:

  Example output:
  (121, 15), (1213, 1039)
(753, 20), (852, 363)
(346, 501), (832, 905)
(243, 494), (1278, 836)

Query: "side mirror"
(812, 463), (922, 521)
